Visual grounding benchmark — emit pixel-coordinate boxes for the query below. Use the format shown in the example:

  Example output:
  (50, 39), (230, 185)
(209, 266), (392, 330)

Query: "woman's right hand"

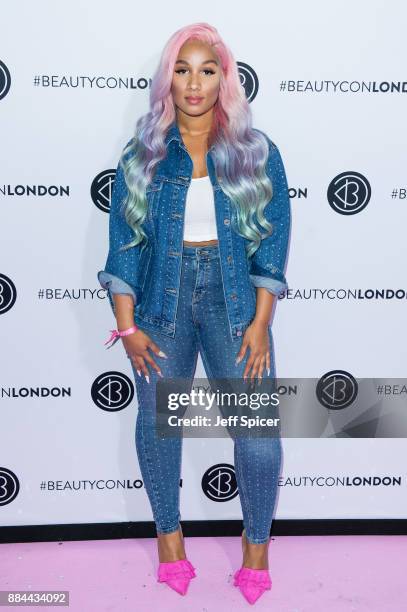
(121, 329), (168, 381)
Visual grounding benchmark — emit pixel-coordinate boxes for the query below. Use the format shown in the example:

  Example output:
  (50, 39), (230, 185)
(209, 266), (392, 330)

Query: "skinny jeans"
(131, 243), (282, 544)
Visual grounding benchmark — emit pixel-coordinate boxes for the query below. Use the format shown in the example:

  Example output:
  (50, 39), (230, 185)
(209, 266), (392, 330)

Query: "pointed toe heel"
(157, 558), (196, 596)
(233, 567), (272, 605)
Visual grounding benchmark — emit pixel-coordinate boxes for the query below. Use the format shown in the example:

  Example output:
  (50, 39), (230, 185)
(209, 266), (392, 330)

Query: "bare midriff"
(183, 239), (218, 246)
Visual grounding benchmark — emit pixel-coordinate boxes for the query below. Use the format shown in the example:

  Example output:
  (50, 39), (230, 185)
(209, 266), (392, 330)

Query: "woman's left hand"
(235, 319), (271, 383)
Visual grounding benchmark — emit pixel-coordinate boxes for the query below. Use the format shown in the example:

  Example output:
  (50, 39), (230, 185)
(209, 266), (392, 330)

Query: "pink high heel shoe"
(157, 558), (196, 595)
(156, 525), (196, 596)
(233, 529), (272, 605)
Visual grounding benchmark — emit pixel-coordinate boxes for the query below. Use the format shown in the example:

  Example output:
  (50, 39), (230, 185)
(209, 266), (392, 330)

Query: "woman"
(98, 22), (291, 605)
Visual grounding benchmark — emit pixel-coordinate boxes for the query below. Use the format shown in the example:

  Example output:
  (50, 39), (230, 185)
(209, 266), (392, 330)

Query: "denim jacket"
(98, 121), (291, 340)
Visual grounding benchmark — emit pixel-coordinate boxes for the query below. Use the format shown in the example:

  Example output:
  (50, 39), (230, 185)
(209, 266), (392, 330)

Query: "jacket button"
(224, 219), (230, 225)
(236, 330), (242, 336)
(227, 255), (232, 264)
(231, 293), (237, 300)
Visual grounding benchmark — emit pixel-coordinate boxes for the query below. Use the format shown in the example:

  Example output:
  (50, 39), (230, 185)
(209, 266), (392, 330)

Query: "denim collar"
(164, 121), (182, 145)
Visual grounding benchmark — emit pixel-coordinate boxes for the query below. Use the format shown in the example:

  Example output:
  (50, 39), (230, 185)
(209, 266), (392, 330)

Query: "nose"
(187, 73), (201, 91)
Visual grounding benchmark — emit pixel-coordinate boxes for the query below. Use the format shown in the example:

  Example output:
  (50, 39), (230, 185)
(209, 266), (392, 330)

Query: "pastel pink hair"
(121, 22), (274, 257)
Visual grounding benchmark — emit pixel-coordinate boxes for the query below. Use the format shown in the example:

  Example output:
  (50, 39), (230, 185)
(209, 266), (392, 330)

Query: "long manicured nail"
(158, 351), (168, 358)
(267, 368), (270, 376)
(157, 371), (163, 377)
(145, 375), (150, 384)
(136, 369), (141, 377)
(235, 356), (241, 365)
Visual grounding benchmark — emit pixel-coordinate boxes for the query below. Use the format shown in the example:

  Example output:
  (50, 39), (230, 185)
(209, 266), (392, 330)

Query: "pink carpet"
(1, 535), (406, 611)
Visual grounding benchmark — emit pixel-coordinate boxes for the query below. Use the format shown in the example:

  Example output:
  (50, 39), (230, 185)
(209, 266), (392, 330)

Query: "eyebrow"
(175, 59), (219, 66)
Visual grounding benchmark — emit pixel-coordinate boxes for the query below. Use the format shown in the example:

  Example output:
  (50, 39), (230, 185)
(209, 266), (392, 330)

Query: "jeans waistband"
(182, 242), (220, 260)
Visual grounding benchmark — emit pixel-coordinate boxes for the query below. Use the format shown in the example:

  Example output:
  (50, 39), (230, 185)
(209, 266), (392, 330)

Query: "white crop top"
(183, 176), (218, 241)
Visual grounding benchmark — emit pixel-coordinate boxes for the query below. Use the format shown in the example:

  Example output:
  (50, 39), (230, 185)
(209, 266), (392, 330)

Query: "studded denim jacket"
(98, 121), (291, 340)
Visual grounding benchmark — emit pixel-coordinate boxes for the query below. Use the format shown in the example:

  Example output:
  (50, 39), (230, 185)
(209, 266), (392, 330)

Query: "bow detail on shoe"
(157, 558), (197, 595)
(233, 567), (271, 587)
(234, 567), (271, 589)
(157, 559), (196, 582)
(233, 567), (272, 604)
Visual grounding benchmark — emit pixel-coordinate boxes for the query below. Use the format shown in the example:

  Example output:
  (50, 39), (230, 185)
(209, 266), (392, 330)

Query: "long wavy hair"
(119, 22), (274, 258)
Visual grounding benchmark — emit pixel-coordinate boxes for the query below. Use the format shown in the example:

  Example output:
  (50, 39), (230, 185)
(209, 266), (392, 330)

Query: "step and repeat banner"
(1, 1), (406, 529)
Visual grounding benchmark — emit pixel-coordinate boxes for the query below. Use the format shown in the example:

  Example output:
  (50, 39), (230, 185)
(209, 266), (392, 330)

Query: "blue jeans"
(130, 243), (282, 544)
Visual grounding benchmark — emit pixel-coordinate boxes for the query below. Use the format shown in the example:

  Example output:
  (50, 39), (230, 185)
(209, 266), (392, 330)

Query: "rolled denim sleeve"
(97, 143), (141, 316)
(249, 138), (291, 297)
(98, 271), (137, 301)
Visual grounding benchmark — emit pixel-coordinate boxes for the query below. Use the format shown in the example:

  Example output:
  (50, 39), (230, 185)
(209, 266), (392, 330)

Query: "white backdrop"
(1, 0), (406, 528)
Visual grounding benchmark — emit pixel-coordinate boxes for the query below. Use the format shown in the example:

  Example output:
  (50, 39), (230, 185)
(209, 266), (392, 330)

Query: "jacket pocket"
(146, 180), (163, 220)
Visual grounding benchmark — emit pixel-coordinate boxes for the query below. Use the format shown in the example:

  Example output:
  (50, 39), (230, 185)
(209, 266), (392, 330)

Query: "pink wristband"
(104, 324), (139, 349)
